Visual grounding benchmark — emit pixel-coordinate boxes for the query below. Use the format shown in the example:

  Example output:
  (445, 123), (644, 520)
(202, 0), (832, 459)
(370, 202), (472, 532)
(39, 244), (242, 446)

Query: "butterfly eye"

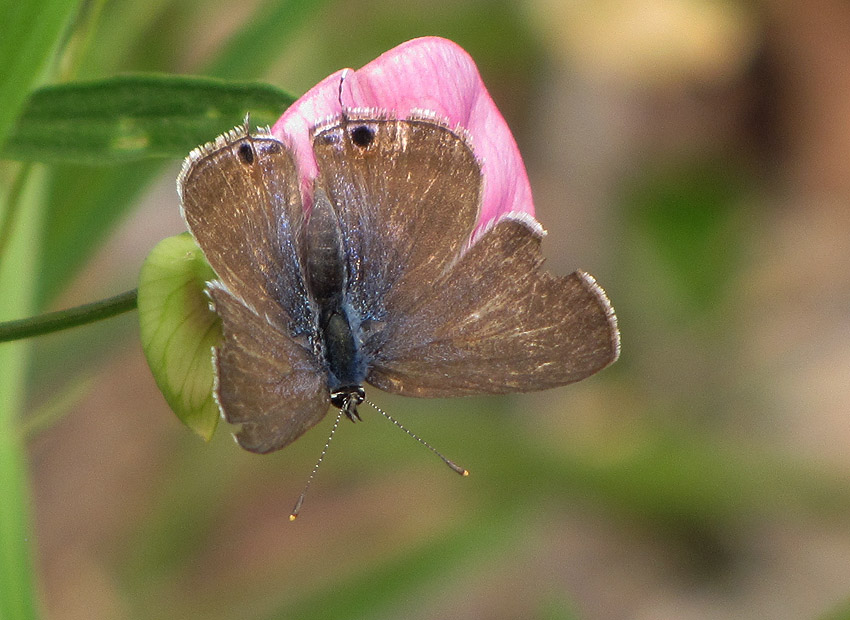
(350, 125), (375, 148)
(238, 142), (255, 164)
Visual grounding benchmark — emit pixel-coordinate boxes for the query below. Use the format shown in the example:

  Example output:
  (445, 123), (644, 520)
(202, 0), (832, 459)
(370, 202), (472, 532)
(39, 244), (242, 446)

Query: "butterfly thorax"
(305, 188), (367, 420)
(321, 309), (365, 421)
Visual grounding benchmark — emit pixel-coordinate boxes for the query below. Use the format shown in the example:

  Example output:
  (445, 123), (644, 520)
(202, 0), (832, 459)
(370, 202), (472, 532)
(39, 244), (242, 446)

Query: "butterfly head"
(331, 386), (366, 422)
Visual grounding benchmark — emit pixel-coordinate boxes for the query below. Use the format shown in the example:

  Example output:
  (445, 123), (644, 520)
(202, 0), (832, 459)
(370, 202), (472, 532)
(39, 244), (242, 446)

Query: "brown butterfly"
(179, 113), (620, 456)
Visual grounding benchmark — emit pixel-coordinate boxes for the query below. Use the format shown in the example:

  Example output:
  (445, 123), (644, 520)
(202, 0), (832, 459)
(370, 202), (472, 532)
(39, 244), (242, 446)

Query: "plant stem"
(0, 289), (137, 343)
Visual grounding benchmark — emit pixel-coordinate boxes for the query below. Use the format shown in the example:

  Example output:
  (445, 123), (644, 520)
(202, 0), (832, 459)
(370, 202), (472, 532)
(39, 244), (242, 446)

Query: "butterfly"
(178, 112), (620, 455)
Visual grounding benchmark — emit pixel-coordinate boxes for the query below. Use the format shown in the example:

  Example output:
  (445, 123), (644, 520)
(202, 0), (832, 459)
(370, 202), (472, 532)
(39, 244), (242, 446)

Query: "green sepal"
(138, 232), (221, 440)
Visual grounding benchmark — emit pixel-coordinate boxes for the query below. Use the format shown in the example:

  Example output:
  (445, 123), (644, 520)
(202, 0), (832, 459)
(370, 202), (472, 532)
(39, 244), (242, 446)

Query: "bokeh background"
(6, 0), (850, 618)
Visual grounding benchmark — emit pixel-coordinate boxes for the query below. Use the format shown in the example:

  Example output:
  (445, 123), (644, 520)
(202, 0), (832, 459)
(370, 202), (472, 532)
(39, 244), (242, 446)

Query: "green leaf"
(3, 74), (294, 164)
(0, 165), (50, 620)
(138, 232), (221, 441)
(0, 0), (81, 149)
(35, 75), (294, 305)
(37, 0), (327, 306)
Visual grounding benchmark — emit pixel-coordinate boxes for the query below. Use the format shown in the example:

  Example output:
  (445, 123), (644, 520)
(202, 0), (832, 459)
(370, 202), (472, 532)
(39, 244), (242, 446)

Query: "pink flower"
(271, 36), (535, 234)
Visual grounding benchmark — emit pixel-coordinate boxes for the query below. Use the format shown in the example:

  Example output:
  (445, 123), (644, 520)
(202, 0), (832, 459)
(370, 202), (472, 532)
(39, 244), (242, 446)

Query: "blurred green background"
(3, 0), (850, 619)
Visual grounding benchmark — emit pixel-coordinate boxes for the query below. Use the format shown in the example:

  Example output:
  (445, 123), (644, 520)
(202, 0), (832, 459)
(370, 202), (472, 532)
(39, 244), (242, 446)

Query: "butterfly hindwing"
(364, 215), (620, 396)
(209, 284), (329, 453)
(180, 126), (330, 453)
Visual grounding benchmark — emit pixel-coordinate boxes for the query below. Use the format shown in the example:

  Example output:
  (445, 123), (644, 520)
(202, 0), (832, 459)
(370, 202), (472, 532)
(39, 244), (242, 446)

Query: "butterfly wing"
(311, 115), (480, 324)
(311, 115), (618, 397)
(208, 285), (329, 453)
(364, 215), (620, 396)
(179, 126), (328, 452)
(179, 126), (314, 334)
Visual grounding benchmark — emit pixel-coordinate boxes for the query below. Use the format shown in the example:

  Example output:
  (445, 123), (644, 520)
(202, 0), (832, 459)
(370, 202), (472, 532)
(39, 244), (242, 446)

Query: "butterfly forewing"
(311, 116), (481, 323)
(364, 216), (620, 397)
(179, 127), (313, 334)
(179, 126), (329, 453)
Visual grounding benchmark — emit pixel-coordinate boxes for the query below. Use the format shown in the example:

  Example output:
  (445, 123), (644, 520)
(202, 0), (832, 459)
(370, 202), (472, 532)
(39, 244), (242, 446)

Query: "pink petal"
(272, 36), (534, 232)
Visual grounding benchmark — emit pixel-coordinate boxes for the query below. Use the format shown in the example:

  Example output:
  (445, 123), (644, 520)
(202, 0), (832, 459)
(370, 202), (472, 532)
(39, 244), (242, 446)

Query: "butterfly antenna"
(338, 68), (351, 121)
(364, 399), (469, 476)
(290, 409), (344, 521)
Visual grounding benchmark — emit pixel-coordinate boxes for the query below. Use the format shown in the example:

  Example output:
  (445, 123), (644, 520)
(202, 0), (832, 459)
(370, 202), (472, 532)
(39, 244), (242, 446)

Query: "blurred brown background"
(23, 1), (850, 619)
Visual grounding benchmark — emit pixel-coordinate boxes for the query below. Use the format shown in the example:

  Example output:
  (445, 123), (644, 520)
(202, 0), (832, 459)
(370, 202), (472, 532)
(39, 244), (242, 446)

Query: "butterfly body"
(178, 114), (619, 454)
(304, 188), (367, 420)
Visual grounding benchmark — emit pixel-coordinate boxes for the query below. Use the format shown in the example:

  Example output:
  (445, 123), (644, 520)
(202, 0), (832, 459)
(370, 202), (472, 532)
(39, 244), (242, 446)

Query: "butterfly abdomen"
(321, 308), (363, 390)
(305, 187), (367, 395)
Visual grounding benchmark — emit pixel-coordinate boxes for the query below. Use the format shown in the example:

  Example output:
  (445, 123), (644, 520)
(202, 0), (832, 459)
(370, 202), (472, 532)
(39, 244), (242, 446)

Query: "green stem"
(0, 289), (137, 342)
